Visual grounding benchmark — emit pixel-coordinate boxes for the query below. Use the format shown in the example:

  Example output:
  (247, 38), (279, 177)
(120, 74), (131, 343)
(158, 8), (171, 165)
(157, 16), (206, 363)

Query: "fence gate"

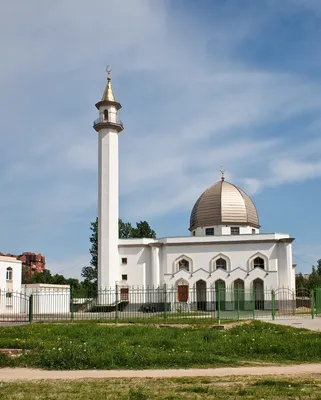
(0, 291), (30, 323)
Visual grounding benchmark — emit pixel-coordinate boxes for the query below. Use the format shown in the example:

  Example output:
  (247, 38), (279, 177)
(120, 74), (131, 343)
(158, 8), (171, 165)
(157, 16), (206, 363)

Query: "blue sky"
(1, 0), (321, 278)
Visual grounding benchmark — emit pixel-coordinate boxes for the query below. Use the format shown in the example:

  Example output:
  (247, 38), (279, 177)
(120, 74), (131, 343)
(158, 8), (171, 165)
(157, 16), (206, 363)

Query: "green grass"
(1, 376), (321, 399)
(0, 321), (320, 370)
(63, 316), (232, 325)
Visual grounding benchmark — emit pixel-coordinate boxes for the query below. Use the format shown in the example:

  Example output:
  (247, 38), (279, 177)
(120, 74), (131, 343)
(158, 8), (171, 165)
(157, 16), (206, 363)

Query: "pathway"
(266, 318), (321, 331)
(0, 364), (320, 381)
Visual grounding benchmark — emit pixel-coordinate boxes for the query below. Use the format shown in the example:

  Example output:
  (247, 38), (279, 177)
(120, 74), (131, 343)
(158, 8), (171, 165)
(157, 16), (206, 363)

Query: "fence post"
(271, 290), (275, 320)
(217, 287), (221, 324)
(70, 285), (74, 321)
(237, 288), (240, 321)
(252, 288), (255, 320)
(163, 283), (168, 320)
(311, 289), (315, 319)
(28, 295), (33, 324)
(115, 283), (119, 323)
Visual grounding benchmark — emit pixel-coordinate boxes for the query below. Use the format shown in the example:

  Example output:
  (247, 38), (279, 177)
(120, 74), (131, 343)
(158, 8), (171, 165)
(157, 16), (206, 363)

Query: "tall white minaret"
(93, 67), (123, 290)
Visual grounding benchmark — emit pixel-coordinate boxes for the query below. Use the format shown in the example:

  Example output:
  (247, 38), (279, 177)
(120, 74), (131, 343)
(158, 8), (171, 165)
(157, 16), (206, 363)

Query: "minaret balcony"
(93, 118), (124, 133)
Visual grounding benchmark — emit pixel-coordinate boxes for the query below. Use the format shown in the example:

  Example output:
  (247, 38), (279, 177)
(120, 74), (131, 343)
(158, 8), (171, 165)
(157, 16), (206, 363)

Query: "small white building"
(93, 70), (296, 311)
(23, 284), (70, 315)
(0, 255), (22, 313)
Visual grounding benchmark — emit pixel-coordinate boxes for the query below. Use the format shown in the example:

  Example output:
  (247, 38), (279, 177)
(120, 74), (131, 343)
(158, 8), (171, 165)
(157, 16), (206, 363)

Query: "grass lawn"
(1, 376), (321, 399)
(0, 321), (321, 370)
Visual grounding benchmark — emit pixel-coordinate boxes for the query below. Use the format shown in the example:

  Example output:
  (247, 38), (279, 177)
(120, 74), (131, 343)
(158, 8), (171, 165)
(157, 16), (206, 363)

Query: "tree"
(132, 221), (156, 239)
(81, 218), (99, 288)
(315, 259), (321, 276)
(81, 217), (157, 288)
(308, 266), (321, 289)
(295, 273), (308, 290)
(22, 267), (93, 297)
(119, 219), (133, 239)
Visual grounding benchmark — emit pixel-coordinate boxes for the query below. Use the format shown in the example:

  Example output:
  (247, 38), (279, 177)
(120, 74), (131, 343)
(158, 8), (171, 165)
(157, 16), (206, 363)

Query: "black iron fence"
(0, 286), (320, 323)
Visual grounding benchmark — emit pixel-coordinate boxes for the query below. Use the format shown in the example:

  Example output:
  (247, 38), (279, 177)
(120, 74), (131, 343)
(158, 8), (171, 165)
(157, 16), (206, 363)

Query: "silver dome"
(189, 180), (260, 231)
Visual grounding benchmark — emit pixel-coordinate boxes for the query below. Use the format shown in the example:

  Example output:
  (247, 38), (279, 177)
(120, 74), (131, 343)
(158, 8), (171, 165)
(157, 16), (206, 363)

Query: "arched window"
(103, 110), (109, 121)
(216, 258), (227, 270)
(253, 257), (265, 270)
(6, 267), (12, 280)
(178, 259), (189, 272)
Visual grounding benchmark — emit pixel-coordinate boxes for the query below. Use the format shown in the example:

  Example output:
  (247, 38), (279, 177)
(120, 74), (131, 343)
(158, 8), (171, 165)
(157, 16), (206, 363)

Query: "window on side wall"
(122, 274), (128, 281)
(121, 258), (127, 265)
(205, 227), (214, 236)
(6, 267), (12, 280)
(231, 227), (240, 235)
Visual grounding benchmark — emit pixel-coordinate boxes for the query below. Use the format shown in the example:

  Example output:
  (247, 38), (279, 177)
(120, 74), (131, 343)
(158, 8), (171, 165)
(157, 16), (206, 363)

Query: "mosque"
(93, 69), (295, 307)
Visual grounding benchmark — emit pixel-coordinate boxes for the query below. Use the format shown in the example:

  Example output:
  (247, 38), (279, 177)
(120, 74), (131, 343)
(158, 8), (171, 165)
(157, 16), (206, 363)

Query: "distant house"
(0, 252), (45, 278)
(0, 255), (22, 313)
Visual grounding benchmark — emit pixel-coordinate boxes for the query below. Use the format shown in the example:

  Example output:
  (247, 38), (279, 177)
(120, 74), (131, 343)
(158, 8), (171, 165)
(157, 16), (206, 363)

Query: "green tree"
(315, 259), (321, 276)
(119, 219), (133, 239)
(308, 266), (321, 289)
(295, 273), (308, 290)
(81, 217), (157, 288)
(132, 221), (156, 239)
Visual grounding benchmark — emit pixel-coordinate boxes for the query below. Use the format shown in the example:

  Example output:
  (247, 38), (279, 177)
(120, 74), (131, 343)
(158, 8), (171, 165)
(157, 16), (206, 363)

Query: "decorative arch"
(215, 279), (226, 291)
(233, 279), (245, 310)
(175, 278), (189, 287)
(210, 253), (231, 272)
(248, 252), (269, 272)
(173, 255), (193, 274)
(252, 278), (264, 309)
(233, 278), (244, 291)
(215, 279), (226, 310)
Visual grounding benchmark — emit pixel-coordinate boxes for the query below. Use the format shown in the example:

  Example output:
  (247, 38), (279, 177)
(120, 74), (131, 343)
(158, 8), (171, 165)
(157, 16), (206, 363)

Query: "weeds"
(0, 321), (320, 370)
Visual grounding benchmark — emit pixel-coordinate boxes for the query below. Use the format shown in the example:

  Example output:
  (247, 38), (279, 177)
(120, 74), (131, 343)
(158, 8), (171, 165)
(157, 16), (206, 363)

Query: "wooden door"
(178, 285), (188, 302)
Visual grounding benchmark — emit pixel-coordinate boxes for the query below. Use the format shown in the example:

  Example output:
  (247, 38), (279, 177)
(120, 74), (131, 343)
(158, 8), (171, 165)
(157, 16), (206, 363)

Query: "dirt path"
(0, 364), (320, 381)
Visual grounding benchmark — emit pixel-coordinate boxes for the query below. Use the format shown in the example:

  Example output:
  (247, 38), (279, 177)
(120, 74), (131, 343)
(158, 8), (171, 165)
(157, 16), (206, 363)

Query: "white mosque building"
(93, 69), (295, 308)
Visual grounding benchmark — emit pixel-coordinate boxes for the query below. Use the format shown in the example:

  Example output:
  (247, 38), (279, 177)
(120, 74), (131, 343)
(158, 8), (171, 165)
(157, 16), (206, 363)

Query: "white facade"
(117, 234), (295, 292)
(95, 71), (295, 306)
(0, 256), (22, 313)
(23, 284), (70, 314)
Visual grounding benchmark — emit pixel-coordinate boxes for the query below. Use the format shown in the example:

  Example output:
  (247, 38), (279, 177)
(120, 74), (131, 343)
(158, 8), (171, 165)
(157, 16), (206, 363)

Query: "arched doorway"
(253, 278), (264, 310)
(215, 279), (226, 311)
(196, 280), (206, 311)
(234, 279), (245, 311)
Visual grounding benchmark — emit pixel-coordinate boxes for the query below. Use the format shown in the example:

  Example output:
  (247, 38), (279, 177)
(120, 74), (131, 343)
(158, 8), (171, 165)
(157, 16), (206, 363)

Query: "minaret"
(93, 67), (123, 291)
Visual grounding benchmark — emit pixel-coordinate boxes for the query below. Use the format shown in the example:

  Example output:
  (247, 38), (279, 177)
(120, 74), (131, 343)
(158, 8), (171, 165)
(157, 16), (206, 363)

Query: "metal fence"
(0, 286), (321, 323)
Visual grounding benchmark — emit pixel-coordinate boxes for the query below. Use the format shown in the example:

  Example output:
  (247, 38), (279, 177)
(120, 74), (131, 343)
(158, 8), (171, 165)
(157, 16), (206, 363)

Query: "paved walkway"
(0, 364), (320, 381)
(267, 318), (321, 331)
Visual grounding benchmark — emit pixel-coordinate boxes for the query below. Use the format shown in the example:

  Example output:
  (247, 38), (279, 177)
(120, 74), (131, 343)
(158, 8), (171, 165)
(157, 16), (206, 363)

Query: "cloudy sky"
(1, 0), (321, 277)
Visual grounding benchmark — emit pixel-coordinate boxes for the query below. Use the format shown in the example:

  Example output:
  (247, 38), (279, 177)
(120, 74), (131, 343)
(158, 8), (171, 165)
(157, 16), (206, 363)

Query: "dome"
(189, 179), (260, 231)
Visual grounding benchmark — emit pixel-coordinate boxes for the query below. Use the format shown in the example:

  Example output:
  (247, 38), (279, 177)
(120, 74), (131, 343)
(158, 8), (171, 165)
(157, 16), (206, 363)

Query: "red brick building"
(0, 252), (45, 277)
